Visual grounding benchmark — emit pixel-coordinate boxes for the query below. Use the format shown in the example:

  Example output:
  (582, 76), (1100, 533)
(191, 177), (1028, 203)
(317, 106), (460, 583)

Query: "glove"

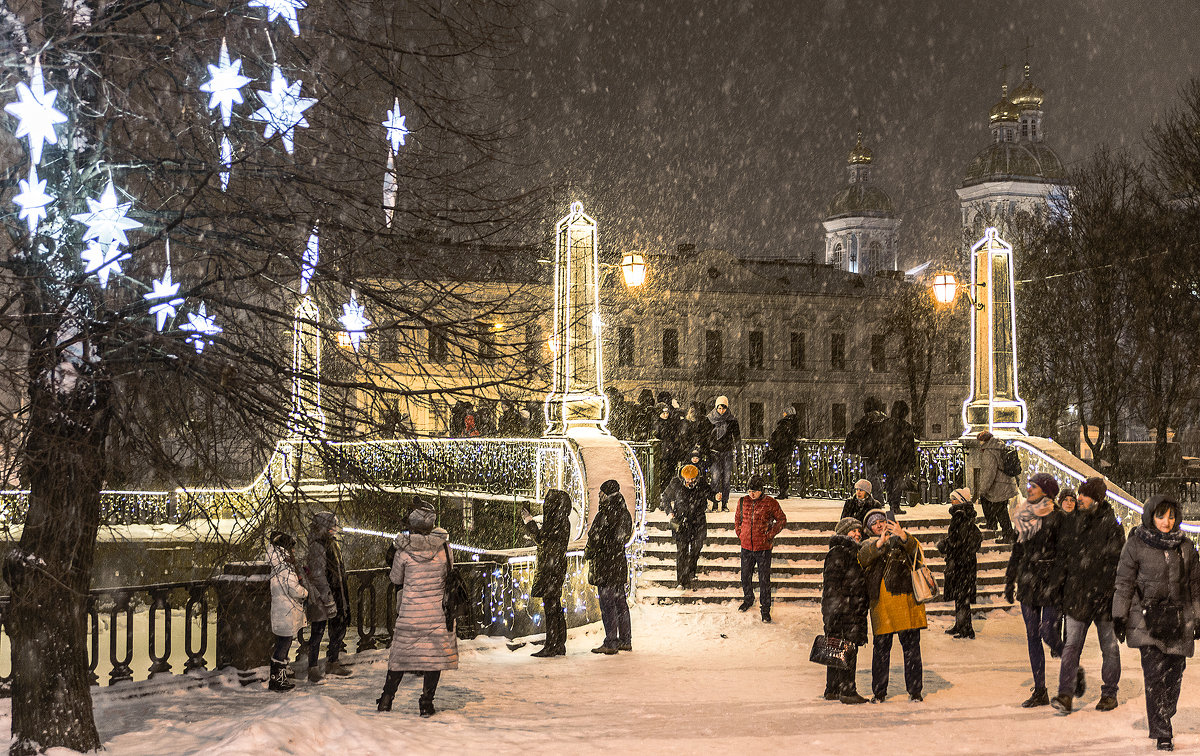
(1112, 617), (1127, 643)
(325, 601), (338, 619)
(1003, 585), (1014, 605)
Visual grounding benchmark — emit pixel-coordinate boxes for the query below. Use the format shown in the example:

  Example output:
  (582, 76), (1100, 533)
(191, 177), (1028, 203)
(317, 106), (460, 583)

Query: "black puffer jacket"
(661, 475), (713, 526)
(840, 494), (880, 523)
(585, 491), (633, 587)
(1112, 496), (1200, 656)
(938, 499), (982, 604)
(526, 489), (572, 599)
(822, 534), (869, 645)
(1056, 498), (1125, 623)
(1004, 506), (1065, 607)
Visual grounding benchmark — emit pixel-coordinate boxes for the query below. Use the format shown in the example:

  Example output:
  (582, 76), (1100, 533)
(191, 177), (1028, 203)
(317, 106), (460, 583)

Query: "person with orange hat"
(660, 462), (716, 589)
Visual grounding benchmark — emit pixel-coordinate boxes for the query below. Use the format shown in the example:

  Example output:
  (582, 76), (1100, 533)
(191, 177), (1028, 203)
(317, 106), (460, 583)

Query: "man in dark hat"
(306, 511), (352, 682)
(734, 475), (787, 622)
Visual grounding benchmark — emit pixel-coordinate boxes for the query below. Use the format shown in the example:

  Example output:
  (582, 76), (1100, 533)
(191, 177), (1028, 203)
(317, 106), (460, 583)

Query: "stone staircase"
(637, 499), (1016, 617)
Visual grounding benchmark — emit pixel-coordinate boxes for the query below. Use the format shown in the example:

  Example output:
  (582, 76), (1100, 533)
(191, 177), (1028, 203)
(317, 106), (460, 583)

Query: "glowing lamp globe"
(932, 273), (958, 305)
(620, 253), (646, 287)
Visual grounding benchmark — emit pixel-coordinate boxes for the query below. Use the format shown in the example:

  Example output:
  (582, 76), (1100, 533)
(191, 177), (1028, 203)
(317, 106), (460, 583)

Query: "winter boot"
(761, 608), (772, 623)
(738, 600), (753, 612)
(1158, 737), (1174, 751)
(531, 645), (559, 658)
(307, 665), (324, 684)
(953, 628), (975, 639)
(325, 659), (352, 677)
(268, 659), (294, 692)
(944, 623), (962, 635)
(839, 692), (868, 704)
(1095, 695), (1118, 712)
(1020, 687), (1049, 708)
(1050, 693), (1072, 714)
(1074, 667), (1086, 697)
(418, 695), (436, 718)
(377, 671), (403, 712)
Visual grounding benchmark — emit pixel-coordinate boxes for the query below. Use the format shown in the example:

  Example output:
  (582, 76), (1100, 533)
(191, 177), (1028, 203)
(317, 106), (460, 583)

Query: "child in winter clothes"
(822, 517), (869, 704)
(266, 531), (308, 691)
(937, 488), (982, 639)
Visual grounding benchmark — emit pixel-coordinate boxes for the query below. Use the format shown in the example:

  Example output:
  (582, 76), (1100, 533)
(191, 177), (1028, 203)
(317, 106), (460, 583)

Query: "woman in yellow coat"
(858, 508), (926, 702)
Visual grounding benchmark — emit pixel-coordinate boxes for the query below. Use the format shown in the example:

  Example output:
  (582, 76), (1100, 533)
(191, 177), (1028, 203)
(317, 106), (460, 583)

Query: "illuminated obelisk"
(544, 202), (609, 436)
(962, 227), (1028, 436)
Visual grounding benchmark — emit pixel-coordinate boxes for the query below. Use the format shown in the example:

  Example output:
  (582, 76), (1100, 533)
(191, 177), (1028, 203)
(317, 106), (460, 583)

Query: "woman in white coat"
(377, 501), (459, 716)
(266, 531), (308, 691)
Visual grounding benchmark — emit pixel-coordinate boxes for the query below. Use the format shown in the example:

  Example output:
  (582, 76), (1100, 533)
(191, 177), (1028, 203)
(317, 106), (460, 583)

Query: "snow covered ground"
(6, 603), (1194, 755)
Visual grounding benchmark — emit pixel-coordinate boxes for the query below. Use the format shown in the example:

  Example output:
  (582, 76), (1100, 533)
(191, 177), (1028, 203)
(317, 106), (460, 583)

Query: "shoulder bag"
(910, 546), (939, 604)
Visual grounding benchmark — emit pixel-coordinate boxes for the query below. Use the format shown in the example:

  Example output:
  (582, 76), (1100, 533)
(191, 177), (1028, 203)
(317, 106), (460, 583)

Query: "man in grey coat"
(306, 511), (352, 682)
(976, 431), (1018, 543)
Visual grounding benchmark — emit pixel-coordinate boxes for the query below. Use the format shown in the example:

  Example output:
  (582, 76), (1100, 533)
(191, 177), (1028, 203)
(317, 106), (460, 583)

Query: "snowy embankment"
(4, 603), (1194, 755)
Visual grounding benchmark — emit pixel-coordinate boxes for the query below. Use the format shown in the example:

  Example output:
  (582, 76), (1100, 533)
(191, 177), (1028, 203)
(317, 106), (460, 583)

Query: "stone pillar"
(214, 560), (273, 684)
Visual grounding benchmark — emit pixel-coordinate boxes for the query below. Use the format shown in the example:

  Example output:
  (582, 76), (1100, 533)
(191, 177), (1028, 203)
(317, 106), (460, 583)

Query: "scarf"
(1136, 524), (1186, 551)
(1012, 495), (1054, 543)
(707, 408), (732, 440)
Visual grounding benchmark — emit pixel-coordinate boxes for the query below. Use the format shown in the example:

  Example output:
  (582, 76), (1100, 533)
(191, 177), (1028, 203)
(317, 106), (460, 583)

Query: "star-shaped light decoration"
(249, 66), (316, 155)
(70, 179), (143, 248)
(13, 164), (54, 233)
(144, 266), (184, 332)
(4, 59), (68, 165)
(248, 0), (306, 36)
(199, 39), (252, 128)
(81, 242), (131, 289)
(300, 229), (319, 294)
(219, 135), (233, 191)
(382, 98), (408, 154)
(181, 302), (222, 353)
(338, 291), (370, 351)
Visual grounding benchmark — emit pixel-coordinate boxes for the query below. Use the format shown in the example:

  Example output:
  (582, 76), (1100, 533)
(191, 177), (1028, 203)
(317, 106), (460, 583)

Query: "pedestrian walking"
(661, 464), (714, 589)
(1112, 494), (1200, 752)
(734, 475), (787, 623)
(858, 508), (927, 702)
(653, 403), (684, 498)
(306, 511), (352, 682)
(937, 487), (981, 640)
(707, 396), (741, 512)
(1003, 472), (1066, 707)
(822, 517), (870, 705)
(585, 480), (634, 654)
(376, 502), (458, 716)
(880, 400), (917, 514)
(976, 430), (1019, 543)
(843, 397), (889, 500)
(266, 530), (308, 692)
(841, 479), (880, 523)
(1052, 476), (1125, 714)
(522, 488), (572, 657)
(765, 406), (800, 500)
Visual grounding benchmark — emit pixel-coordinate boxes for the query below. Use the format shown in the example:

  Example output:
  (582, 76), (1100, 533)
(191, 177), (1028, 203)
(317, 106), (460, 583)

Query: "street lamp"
(619, 252), (646, 287)
(931, 271), (984, 310)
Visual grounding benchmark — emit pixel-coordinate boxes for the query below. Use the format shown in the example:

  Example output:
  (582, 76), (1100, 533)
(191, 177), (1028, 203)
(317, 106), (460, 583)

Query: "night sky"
(512, 0), (1200, 267)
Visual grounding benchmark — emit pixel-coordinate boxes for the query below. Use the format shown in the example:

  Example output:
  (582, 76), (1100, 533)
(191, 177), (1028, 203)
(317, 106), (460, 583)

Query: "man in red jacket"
(735, 475), (787, 622)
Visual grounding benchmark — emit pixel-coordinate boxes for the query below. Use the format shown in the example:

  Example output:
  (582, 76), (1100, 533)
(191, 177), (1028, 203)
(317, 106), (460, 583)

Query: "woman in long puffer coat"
(377, 503), (458, 717)
(822, 517), (869, 704)
(937, 488), (981, 639)
(1112, 495), (1200, 752)
(522, 488), (573, 657)
(586, 480), (634, 654)
(266, 531), (308, 691)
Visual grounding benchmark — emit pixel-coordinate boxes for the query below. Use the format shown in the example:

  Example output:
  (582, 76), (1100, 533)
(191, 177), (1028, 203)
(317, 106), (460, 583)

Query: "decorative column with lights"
(960, 227), (1028, 436)
(544, 202), (609, 436)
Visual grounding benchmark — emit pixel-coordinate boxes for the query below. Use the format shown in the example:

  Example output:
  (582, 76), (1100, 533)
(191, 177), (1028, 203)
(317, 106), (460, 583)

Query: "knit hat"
(949, 487), (972, 505)
(783, 405), (796, 417)
(715, 395), (729, 409)
(1027, 472), (1060, 500)
(835, 517), (863, 536)
(1079, 476), (1107, 502)
(688, 445), (703, 460)
(747, 475), (765, 491)
(409, 500), (437, 535)
(680, 464), (699, 481)
(1058, 488), (1076, 504)
(600, 479), (621, 496)
(863, 508), (888, 532)
(269, 530), (295, 550)
(854, 478), (872, 494)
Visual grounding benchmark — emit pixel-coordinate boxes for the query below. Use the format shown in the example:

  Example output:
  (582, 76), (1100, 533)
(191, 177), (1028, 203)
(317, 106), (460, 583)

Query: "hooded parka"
(527, 489), (572, 599)
(586, 490), (633, 587)
(267, 543), (309, 637)
(939, 498), (983, 605)
(388, 528), (459, 671)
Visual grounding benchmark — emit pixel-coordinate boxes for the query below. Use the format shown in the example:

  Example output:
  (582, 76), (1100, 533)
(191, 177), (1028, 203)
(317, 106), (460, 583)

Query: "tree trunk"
(6, 376), (109, 755)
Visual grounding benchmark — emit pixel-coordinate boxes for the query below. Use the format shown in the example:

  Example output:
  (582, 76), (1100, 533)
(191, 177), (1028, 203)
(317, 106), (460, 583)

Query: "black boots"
(268, 659), (294, 691)
(532, 609), (567, 657)
(378, 671), (439, 716)
(1021, 687), (1049, 708)
(419, 696), (435, 717)
(377, 670), (404, 712)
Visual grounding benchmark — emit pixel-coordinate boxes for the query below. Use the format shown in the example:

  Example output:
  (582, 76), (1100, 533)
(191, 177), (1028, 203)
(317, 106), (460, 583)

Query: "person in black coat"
(522, 488), (573, 657)
(652, 403), (684, 497)
(1052, 476), (1126, 714)
(879, 400), (918, 514)
(840, 479), (880, 523)
(822, 517), (869, 704)
(586, 480), (634, 654)
(938, 488), (982, 640)
(766, 406), (800, 500)
(1005, 472), (1067, 707)
(661, 464), (716, 588)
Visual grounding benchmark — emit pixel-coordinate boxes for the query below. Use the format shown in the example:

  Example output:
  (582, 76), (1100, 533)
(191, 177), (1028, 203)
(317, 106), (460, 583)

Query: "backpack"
(1000, 444), (1022, 479)
(442, 543), (475, 634)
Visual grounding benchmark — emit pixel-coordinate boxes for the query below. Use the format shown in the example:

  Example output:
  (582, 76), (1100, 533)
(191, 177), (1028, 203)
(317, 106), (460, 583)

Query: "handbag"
(809, 635), (855, 669)
(910, 548), (939, 604)
(442, 543), (474, 633)
(1142, 599), (1185, 642)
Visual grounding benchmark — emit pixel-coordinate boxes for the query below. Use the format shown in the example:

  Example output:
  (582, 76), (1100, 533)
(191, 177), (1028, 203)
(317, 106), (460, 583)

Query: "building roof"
(825, 183), (896, 220)
(961, 141), (1065, 187)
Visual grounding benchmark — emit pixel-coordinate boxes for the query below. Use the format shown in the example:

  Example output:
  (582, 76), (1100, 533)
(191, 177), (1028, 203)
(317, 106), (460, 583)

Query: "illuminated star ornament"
(13, 164), (54, 233)
(145, 267), (184, 332)
(4, 58), (68, 165)
(382, 98), (408, 154)
(71, 179), (143, 248)
(248, 0), (306, 36)
(249, 66), (316, 155)
(81, 242), (131, 289)
(300, 229), (319, 294)
(339, 291), (370, 351)
(199, 39), (252, 128)
(181, 302), (222, 353)
(220, 135), (233, 191)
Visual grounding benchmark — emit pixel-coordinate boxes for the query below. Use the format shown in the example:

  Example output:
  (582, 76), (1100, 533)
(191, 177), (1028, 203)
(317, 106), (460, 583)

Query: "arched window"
(869, 240), (883, 272)
(831, 243), (844, 267)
